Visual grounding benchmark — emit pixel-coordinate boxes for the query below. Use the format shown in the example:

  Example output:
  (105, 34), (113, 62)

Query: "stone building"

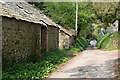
(58, 25), (75, 49)
(0, 1), (75, 65)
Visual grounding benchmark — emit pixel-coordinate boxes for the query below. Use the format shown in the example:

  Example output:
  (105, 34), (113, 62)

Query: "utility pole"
(118, 19), (120, 31)
(75, 0), (78, 36)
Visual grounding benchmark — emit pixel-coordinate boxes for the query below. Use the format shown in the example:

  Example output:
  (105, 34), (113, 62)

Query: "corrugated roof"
(0, 1), (57, 27)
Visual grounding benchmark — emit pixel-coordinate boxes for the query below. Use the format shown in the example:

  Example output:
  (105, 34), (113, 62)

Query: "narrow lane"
(49, 50), (119, 78)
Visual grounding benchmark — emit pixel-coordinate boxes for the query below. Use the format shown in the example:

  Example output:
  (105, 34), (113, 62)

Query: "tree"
(43, 2), (93, 36)
(92, 2), (120, 29)
(29, 2), (46, 10)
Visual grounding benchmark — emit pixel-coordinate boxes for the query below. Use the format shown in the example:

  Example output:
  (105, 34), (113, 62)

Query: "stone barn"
(0, 2), (59, 65)
(58, 25), (75, 50)
(0, 1), (75, 66)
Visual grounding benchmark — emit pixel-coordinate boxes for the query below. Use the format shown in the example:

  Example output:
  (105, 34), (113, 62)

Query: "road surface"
(49, 49), (119, 78)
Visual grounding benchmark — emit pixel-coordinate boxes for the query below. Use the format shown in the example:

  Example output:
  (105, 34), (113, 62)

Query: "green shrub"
(70, 46), (83, 53)
(70, 36), (89, 53)
(116, 74), (120, 79)
(76, 36), (89, 49)
(100, 32), (120, 50)
(97, 33), (110, 49)
(80, 37), (89, 48)
(2, 50), (69, 79)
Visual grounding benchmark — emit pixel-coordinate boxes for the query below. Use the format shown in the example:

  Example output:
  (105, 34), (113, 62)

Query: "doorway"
(41, 27), (47, 52)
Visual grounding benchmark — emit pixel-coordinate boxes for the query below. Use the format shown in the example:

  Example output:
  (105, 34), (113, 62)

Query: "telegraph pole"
(75, 0), (78, 36)
(118, 19), (120, 31)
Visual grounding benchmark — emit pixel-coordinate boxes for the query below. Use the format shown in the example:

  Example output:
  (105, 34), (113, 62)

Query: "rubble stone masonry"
(2, 17), (41, 66)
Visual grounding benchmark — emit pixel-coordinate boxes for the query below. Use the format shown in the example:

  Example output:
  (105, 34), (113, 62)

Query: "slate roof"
(57, 25), (76, 36)
(0, 1), (57, 27)
(0, 0), (75, 36)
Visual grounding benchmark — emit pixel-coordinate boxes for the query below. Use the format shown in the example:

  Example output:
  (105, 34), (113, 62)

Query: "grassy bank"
(97, 32), (120, 50)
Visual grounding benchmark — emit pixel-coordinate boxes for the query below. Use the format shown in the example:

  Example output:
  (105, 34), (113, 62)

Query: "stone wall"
(2, 16), (41, 66)
(41, 27), (47, 52)
(59, 31), (70, 49)
(48, 26), (59, 50)
(2, 16), (75, 66)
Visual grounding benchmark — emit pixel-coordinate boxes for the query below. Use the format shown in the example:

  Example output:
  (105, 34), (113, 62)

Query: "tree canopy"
(30, 2), (94, 36)
(29, 2), (120, 36)
(92, 2), (120, 28)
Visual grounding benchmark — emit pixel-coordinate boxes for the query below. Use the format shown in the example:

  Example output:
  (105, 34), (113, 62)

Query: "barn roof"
(57, 25), (76, 36)
(0, 1), (75, 36)
(0, 1), (57, 27)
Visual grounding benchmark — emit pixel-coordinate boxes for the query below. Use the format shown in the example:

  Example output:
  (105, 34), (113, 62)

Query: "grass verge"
(2, 50), (69, 79)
